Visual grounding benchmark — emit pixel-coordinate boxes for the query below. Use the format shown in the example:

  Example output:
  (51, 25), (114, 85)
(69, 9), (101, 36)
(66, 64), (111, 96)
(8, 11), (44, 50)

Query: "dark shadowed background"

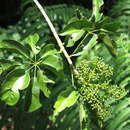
(0, 0), (117, 27)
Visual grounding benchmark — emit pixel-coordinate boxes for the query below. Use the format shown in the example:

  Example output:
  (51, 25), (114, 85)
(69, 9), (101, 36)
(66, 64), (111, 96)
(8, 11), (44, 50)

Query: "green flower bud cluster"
(75, 57), (126, 120)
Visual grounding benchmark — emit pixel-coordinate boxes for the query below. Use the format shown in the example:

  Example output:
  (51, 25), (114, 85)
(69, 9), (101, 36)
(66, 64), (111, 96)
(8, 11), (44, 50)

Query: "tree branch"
(33, 0), (73, 67)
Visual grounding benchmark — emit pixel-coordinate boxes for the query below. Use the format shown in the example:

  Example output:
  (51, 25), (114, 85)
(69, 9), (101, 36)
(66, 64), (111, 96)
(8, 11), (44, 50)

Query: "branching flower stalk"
(75, 57), (126, 120)
(33, 0), (74, 69)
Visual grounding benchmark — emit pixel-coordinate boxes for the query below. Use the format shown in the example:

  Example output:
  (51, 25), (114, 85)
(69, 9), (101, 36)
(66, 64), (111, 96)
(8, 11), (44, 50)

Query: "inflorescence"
(75, 57), (126, 120)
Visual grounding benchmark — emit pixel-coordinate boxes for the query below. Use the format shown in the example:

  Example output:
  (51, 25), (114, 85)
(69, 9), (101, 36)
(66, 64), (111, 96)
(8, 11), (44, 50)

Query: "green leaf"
(116, 67), (130, 83)
(92, 0), (104, 22)
(117, 120), (130, 130)
(12, 72), (30, 90)
(60, 20), (92, 36)
(1, 69), (25, 91)
(1, 90), (20, 106)
(79, 104), (88, 130)
(106, 98), (130, 130)
(42, 55), (63, 71)
(1, 69), (30, 91)
(28, 77), (42, 112)
(38, 70), (53, 98)
(120, 77), (130, 88)
(102, 35), (117, 57)
(71, 30), (85, 42)
(25, 33), (39, 54)
(0, 69), (30, 105)
(0, 59), (17, 74)
(66, 30), (85, 47)
(82, 34), (98, 53)
(66, 38), (75, 48)
(60, 29), (80, 36)
(0, 68), (2, 75)
(102, 21), (120, 32)
(98, 17), (120, 32)
(25, 33), (39, 45)
(54, 87), (79, 116)
(39, 44), (58, 59)
(78, 34), (98, 59)
(113, 98), (130, 116)
(0, 40), (30, 58)
(107, 108), (130, 130)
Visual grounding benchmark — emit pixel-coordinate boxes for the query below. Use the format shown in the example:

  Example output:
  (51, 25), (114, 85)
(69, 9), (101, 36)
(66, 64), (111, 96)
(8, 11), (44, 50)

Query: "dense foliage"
(0, 0), (130, 130)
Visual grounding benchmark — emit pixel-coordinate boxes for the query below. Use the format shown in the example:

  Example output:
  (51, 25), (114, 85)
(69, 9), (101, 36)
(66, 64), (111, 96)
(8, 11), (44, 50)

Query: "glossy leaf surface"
(28, 77), (42, 112)
(54, 88), (79, 116)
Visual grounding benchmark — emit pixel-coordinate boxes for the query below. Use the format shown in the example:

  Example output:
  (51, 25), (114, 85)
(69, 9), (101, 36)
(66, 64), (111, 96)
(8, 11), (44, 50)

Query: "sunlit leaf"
(25, 33), (39, 54)
(0, 69), (30, 105)
(120, 77), (130, 88)
(2, 69), (30, 91)
(39, 44), (58, 59)
(54, 87), (79, 116)
(1, 90), (20, 106)
(92, 0), (104, 22)
(66, 38), (75, 48)
(12, 72), (30, 90)
(1, 69), (25, 91)
(42, 54), (63, 71)
(66, 30), (85, 47)
(71, 30), (85, 42)
(25, 33), (39, 45)
(60, 20), (92, 36)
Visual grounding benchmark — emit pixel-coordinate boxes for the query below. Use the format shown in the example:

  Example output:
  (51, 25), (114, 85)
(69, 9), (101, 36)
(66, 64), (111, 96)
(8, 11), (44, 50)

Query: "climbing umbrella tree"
(0, 34), (63, 112)
(0, 0), (130, 130)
